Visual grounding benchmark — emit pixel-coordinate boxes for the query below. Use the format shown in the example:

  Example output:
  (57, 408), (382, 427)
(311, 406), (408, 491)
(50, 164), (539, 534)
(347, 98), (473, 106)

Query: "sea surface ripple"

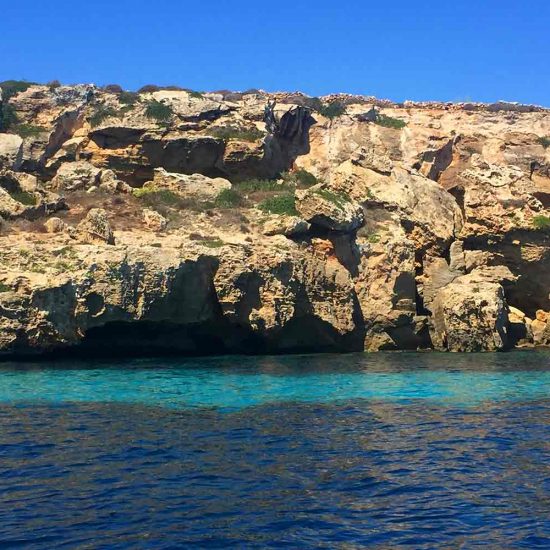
(0, 351), (549, 548)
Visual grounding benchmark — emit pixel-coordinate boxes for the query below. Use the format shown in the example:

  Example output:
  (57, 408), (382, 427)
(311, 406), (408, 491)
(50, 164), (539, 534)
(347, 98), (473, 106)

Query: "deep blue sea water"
(0, 351), (549, 548)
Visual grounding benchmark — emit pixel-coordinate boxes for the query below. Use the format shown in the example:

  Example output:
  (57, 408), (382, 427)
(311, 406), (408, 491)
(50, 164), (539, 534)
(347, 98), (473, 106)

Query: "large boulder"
(295, 184), (364, 232)
(51, 161), (129, 194)
(145, 168), (231, 200)
(51, 161), (101, 192)
(44, 217), (70, 234)
(430, 270), (511, 351)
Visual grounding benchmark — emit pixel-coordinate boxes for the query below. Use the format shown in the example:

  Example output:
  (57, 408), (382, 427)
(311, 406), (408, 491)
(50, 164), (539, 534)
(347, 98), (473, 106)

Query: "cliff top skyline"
(3, 0), (549, 106)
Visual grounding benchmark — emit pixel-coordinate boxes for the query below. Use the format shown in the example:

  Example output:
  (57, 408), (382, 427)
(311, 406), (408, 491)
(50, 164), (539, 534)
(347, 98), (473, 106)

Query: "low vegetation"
(201, 237), (225, 248)
(9, 190), (38, 206)
(12, 124), (48, 138)
(215, 188), (244, 208)
(281, 169), (318, 189)
(0, 103), (18, 131)
(206, 176), (306, 213)
(53, 246), (79, 260)
(537, 136), (550, 149)
(365, 232), (381, 244)
(233, 178), (286, 193)
(258, 193), (297, 216)
(0, 282), (12, 293)
(315, 188), (351, 208)
(137, 84), (161, 94)
(375, 112), (407, 129)
(307, 98), (346, 119)
(47, 80), (61, 91)
(89, 105), (120, 127)
(0, 80), (36, 101)
(215, 173), (318, 213)
(210, 126), (264, 142)
(133, 187), (181, 206)
(134, 186), (215, 214)
(533, 215), (550, 231)
(118, 91), (139, 106)
(144, 100), (173, 124)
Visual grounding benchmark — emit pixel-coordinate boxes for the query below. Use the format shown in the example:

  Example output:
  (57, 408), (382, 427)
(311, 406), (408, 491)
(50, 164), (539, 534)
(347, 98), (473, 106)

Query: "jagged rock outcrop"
(1, 81), (549, 356)
(295, 185), (364, 232)
(76, 208), (115, 245)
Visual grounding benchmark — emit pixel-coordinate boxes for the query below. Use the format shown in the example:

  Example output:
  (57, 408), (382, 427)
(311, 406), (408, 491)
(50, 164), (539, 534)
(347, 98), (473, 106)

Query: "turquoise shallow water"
(1, 351), (549, 548)
(0, 351), (549, 409)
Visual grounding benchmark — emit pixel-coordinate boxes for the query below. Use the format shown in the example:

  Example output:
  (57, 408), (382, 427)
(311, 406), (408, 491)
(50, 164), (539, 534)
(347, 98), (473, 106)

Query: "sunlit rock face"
(0, 82), (549, 355)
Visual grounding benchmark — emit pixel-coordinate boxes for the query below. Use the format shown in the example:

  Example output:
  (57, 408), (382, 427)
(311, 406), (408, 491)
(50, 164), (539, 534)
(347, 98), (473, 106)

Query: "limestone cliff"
(1, 81), (549, 356)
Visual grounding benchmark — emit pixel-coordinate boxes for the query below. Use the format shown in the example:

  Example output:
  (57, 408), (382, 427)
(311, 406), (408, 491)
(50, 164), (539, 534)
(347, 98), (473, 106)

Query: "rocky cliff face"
(0, 82), (549, 356)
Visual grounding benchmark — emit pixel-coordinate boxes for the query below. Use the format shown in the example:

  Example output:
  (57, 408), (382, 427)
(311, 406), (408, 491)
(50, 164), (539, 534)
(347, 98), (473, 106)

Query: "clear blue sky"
(3, 0), (549, 105)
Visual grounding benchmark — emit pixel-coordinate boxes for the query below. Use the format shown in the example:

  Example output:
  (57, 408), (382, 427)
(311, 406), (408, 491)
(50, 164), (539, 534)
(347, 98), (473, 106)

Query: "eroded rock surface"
(1, 82), (550, 355)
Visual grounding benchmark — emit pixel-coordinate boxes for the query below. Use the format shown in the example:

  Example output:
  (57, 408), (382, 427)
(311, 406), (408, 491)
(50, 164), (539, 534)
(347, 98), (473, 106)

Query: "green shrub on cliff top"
(47, 80), (61, 91)
(144, 100), (173, 124)
(118, 91), (139, 106)
(89, 105), (119, 127)
(375, 113), (406, 129)
(137, 84), (161, 94)
(0, 80), (36, 101)
(258, 193), (297, 216)
(538, 136), (550, 149)
(318, 101), (346, 119)
(307, 98), (346, 119)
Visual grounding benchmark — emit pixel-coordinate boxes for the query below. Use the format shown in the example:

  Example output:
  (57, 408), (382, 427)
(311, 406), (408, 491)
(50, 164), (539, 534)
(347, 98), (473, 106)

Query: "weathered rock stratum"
(1, 80), (549, 356)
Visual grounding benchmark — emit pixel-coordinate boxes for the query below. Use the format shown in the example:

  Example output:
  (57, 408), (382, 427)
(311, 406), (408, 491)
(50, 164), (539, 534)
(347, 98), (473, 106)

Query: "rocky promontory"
(1, 80), (549, 356)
